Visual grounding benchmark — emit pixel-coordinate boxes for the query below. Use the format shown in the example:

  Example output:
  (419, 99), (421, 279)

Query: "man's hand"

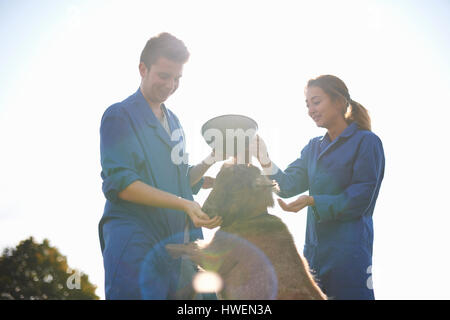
(277, 195), (315, 213)
(211, 147), (226, 163)
(201, 176), (215, 189)
(189, 152), (218, 187)
(183, 200), (222, 229)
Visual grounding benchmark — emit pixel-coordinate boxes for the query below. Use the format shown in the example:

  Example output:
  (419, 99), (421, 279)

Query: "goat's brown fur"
(166, 163), (326, 300)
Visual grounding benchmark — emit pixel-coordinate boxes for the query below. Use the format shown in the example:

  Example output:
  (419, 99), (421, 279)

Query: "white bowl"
(201, 114), (258, 162)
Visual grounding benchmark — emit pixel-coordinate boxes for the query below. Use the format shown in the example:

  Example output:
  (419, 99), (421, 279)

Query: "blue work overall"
(99, 88), (203, 299)
(270, 123), (385, 299)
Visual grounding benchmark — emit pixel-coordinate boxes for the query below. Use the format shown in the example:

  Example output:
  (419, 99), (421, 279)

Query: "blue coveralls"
(99, 88), (204, 299)
(270, 123), (385, 300)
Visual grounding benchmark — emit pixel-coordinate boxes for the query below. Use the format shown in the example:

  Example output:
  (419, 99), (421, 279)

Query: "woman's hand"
(183, 200), (222, 229)
(249, 135), (272, 168)
(277, 195), (315, 213)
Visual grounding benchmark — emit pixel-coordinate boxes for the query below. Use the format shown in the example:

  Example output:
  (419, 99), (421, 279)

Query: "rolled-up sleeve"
(312, 134), (385, 223)
(270, 140), (312, 198)
(100, 108), (143, 202)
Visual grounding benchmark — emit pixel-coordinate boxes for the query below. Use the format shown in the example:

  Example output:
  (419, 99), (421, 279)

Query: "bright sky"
(1, 0), (450, 300)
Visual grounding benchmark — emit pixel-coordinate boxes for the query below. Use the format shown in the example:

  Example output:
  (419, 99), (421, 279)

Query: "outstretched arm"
(188, 153), (216, 187)
(119, 181), (221, 229)
(250, 135), (311, 198)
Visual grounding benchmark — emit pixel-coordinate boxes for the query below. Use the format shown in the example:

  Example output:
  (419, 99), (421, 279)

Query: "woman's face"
(305, 86), (345, 129)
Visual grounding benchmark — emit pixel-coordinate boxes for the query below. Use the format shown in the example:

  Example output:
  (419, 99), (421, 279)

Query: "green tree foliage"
(0, 237), (99, 300)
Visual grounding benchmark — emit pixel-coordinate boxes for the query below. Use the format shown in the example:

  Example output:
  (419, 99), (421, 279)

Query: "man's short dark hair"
(140, 32), (190, 69)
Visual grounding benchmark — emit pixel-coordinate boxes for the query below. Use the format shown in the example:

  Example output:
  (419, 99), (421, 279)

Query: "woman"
(252, 75), (385, 300)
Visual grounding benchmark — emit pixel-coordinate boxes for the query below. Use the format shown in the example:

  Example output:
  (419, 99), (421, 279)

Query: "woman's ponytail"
(346, 99), (371, 131)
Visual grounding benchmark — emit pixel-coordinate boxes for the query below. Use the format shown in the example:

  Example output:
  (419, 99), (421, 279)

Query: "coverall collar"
(318, 122), (359, 160)
(133, 87), (180, 149)
(320, 122), (359, 142)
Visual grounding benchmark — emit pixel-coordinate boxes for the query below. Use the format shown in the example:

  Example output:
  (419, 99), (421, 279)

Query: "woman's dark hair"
(306, 75), (371, 131)
(140, 32), (190, 69)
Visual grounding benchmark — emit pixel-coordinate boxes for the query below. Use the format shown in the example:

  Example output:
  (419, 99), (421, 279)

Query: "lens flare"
(193, 271), (223, 293)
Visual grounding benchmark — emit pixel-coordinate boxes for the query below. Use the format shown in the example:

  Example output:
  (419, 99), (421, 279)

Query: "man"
(99, 32), (221, 299)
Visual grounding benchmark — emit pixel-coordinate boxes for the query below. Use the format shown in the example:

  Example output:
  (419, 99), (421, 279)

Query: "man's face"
(139, 56), (184, 106)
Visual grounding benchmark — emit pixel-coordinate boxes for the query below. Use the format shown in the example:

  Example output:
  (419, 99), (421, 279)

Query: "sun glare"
(192, 271), (223, 293)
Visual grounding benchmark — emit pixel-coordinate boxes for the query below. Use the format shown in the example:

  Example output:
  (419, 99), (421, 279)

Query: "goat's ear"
(252, 176), (277, 189)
